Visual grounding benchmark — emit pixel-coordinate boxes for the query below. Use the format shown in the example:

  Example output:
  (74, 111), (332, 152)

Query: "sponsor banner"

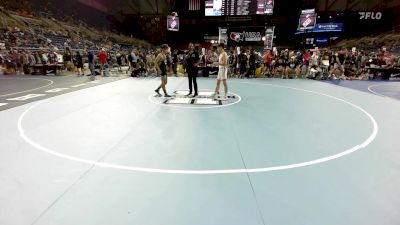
(227, 27), (265, 46)
(296, 23), (343, 34)
(218, 28), (228, 45)
(315, 37), (329, 46)
(264, 26), (275, 49)
(298, 9), (317, 30)
(359, 12), (382, 20)
(298, 12), (317, 30)
(343, 10), (394, 36)
(314, 23), (343, 32)
(167, 16), (179, 31)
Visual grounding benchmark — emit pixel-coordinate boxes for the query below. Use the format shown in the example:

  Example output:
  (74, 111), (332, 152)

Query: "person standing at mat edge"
(155, 44), (171, 97)
(86, 48), (95, 80)
(99, 48), (109, 77)
(212, 43), (229, 100)
(186, 43), (200, 97)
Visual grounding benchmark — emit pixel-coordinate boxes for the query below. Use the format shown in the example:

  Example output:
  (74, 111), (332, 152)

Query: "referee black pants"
(188, 70), (198, 94)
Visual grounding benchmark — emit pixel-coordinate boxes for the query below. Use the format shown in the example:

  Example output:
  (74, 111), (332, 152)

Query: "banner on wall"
(296, 23), (343, 34)
(167, 16), (179, 31)
(227, 27), (265, 46)
(315, 37), (329, 46)
(298, 9), (317, 31)
(264, 0), (274, 15)
(264, 26), (275, 49)
(218, 27), (228, 45)
(359, 12), (382, 20)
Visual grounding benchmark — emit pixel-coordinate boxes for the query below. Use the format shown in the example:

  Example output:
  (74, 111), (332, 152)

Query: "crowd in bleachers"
(0, 3), (155, 76)
(335, 28), (400, 54)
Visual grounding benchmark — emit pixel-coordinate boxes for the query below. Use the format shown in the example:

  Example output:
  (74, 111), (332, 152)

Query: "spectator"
(116, 52), (122, 72)
(248, 49), (257, 78)
(86, 48), (95, 79)
(229, 50), (237, 77)
(172, 49), (179, 76)
(206, 48), (218, 66)
(63, 47), (73, 71)
(131, 49), (138, 68)
(75, 51), (84, 76)
(41, 51), (48, 65)
(238, 49), (247, 79)
(263, 50), (274, 77)
(99, 48), (109, 77)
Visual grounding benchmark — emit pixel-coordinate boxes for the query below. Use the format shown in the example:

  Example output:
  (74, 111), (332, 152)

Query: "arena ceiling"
(315, 0), (400, 12)
(79, 0), (176, 15)
(81, 0), (400, 16)
(34, 0), (399, 16)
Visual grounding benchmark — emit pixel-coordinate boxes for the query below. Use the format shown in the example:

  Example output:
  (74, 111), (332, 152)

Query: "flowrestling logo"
(230, 31), (262, 42)
(359, 12), (382, 20)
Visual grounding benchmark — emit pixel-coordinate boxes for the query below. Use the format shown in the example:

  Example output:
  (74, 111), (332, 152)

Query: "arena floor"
(1, 75), (400, 225)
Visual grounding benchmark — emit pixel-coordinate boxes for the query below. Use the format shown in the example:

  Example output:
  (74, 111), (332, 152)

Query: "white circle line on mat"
(18, 81), (378, 174)
(0, 77), (54, 97)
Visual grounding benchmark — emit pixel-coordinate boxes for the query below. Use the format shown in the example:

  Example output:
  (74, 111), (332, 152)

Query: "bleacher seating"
(0, 6), (152, 52)
(335, 31), (400, 53)
(46, 34), (69, 49)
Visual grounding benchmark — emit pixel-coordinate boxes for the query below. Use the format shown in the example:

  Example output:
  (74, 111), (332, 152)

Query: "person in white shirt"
(212, 43), (229, 100)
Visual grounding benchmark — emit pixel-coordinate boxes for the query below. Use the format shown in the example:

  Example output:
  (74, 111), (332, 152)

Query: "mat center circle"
(148, 89), (242, 108)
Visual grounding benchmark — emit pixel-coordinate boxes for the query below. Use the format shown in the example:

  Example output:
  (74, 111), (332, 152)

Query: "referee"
(186, 43), (200, 97)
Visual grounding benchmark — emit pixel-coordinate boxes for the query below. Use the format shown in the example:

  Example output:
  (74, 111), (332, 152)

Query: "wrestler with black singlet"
(155, 44), (172, 97)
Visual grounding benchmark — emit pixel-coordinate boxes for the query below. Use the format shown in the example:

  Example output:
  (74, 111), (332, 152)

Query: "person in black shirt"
(229, 50), (237, 77)
(248, 50), (257, 78)
(172, 49), (179, 76)
(116, 53), (122, 72)
(185, 43), (200, 97)
(329, 51), (336, 71)
(338, 48), (346, 66)
(154, 44), (171, 97)
(282, 50), (290, 73)
(75, 51), (84, 76)
(238, 49), (247, 79)
(86, 48), (95, 79)
(63, 47), (72, 71)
